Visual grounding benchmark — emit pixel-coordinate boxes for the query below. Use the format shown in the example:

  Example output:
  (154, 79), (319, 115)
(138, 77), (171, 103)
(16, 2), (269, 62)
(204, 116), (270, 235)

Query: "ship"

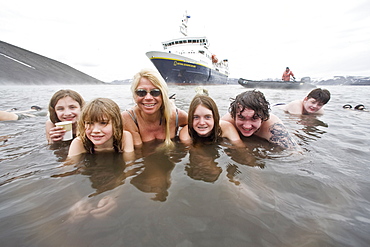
(146, 12), (229, 84)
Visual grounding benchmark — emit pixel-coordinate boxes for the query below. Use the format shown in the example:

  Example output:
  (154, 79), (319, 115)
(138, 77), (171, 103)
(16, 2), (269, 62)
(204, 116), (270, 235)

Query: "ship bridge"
(162, 37), (209, 49)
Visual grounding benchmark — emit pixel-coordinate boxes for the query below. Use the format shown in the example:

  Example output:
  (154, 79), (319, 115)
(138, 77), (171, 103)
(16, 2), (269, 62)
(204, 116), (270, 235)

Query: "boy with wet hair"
(282, 88), (331, 115)
(222, 90), (298, 150)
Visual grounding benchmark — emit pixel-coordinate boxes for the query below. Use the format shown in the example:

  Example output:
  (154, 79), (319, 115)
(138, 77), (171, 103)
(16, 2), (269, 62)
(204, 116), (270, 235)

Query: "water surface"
(1, 84), (369, 246)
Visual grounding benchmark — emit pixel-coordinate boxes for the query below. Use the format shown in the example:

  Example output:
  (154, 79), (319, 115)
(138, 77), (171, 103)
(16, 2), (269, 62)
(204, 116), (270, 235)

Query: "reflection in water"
(226, 163), (241, 186)
(51, 152), (140, 221)
(293, 115), (328, 144)
(129, 140), (187, 202)
(49, 140), (72, 162)
(130, 151), (175, 202)
(223, 136), (267, 168)
(52, 152), (130, 197)
(185, 144), (222, 183)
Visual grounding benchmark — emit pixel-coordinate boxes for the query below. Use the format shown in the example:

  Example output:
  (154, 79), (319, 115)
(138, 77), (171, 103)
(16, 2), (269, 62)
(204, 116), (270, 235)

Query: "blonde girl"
(68, 98), (134, 157)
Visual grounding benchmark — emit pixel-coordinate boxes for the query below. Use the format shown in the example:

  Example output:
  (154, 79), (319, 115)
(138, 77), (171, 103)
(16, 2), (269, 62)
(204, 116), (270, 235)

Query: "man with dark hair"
(282, 88), (331, 115)
(222, 90), (298, 150)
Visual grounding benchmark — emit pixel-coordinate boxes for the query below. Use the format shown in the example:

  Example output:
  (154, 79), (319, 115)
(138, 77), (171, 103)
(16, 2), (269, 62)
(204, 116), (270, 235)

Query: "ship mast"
(179, 11), (190, 36)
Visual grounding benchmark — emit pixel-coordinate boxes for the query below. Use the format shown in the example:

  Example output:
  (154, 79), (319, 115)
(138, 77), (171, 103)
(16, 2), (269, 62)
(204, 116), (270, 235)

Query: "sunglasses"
(135, 89), (161, 97)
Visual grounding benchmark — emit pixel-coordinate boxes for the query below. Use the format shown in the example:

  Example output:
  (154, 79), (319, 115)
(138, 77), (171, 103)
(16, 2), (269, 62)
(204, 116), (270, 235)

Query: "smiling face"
(235, 106), (263, 137)
(192, 104), (215, 137)
(134, 77), (162, 115)
(85, 119), (114, 149)
(55, 96), (81, 123)
(303, 97), (324, 114)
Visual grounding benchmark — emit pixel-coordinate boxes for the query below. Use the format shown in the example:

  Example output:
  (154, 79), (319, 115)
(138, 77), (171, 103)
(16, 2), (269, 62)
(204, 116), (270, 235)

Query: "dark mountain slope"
(0, 40), (104, 85)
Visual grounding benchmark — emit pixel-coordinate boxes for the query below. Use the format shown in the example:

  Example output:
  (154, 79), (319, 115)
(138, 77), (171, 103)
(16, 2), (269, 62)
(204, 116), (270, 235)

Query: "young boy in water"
(222, 90), (299, 150)
(281, 88), (331, 115)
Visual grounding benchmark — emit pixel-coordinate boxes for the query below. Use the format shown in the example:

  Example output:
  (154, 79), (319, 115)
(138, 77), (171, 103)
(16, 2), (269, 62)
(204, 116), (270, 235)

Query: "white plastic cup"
(55, 121), (73, 141)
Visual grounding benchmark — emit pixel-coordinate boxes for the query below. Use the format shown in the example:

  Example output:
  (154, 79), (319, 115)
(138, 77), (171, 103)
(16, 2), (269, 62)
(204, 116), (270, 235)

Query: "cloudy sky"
(1, 0), (369, 82)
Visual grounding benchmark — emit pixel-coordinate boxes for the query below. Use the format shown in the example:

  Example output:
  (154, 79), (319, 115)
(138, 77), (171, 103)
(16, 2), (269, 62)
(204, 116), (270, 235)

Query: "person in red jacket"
(282, 67), (295, 81)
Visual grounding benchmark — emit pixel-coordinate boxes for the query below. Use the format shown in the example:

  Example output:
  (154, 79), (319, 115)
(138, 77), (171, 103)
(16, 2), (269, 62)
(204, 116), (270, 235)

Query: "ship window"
(199, 50), (204, 54)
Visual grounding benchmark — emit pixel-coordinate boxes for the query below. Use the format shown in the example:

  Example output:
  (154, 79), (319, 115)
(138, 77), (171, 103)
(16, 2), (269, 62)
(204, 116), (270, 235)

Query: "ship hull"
(146, 51), (228, 84)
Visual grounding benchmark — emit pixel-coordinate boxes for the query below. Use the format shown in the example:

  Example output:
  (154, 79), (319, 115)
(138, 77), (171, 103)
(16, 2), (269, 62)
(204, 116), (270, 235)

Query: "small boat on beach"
(238, 78), (316, 90)
(146, 12), (229, 84)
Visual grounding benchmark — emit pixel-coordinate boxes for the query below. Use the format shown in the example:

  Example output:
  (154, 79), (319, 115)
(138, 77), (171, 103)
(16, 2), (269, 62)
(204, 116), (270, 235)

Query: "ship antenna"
(180, 11), (190, 36)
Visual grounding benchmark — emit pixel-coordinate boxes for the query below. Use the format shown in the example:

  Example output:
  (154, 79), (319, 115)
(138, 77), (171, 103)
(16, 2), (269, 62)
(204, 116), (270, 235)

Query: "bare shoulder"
(68, 137), (85, 157)
(45, 119), (55, 130)
(220, 120), (241, 143)
(176, 108), (188, 127)
(121, 110), (133, 122)
(284, 100), (303, 114)
(221, 112), (234, 124)
(220, 119), (234, 128)
(121, 110), (138, 130)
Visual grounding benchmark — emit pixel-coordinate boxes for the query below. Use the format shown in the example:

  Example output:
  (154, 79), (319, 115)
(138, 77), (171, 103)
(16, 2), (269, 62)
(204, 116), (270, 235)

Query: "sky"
(1, 0), (370, 82)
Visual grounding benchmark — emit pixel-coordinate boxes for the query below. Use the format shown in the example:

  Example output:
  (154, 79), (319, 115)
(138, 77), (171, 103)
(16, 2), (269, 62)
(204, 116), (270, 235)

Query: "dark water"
(1, 84), (369, 247)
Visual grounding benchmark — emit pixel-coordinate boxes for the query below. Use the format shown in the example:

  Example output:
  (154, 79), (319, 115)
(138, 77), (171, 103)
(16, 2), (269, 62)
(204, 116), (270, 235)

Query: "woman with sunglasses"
(122, 68), (188, 148)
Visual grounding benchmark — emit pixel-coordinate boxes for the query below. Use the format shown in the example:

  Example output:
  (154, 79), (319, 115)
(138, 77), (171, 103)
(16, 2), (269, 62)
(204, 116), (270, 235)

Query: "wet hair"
(48, 89), (84, 123)
(188, 95), (222, 144)
(306, 88), (331, 104)
(31, 106), (42, 111)
(343, 104), (352, 109)
(131, 68), (173, 147)
(77, 98), (123, 154)
(228, 90), (270, 121)
(355, 104), (365, 110)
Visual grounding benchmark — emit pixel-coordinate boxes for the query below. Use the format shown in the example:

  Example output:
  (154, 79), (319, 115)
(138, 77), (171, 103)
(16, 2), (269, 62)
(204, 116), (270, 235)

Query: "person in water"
(0, 106), (43, 121)
(122, 68), (187, 148)
(281, 88), (331, 115)
(67, 98), (135, 221)
(282, 67), (295, 81)
(179, 94), (243, 146)
(343, 104), (368, 111)
(46, 89), (85, 144)
(222, 90), (298, 150)
(68, 98), (134, 158)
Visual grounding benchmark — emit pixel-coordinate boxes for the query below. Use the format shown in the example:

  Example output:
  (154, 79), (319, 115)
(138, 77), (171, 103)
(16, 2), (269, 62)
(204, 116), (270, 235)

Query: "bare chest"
(137, 121), (177, 142)
(138, 121), (166, 141)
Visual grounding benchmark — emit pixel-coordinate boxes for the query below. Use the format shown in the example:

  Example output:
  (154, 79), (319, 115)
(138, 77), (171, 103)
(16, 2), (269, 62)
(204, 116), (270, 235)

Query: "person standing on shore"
(282, 67), (295, 81)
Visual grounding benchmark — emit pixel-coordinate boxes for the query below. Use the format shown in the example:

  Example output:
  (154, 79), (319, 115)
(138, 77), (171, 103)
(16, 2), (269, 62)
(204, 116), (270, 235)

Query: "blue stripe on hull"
(150, 58), (228, 84)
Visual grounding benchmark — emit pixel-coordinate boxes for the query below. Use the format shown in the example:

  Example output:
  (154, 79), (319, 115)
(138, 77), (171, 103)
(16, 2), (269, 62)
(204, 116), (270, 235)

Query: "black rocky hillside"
(0, 40), (105, 85)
